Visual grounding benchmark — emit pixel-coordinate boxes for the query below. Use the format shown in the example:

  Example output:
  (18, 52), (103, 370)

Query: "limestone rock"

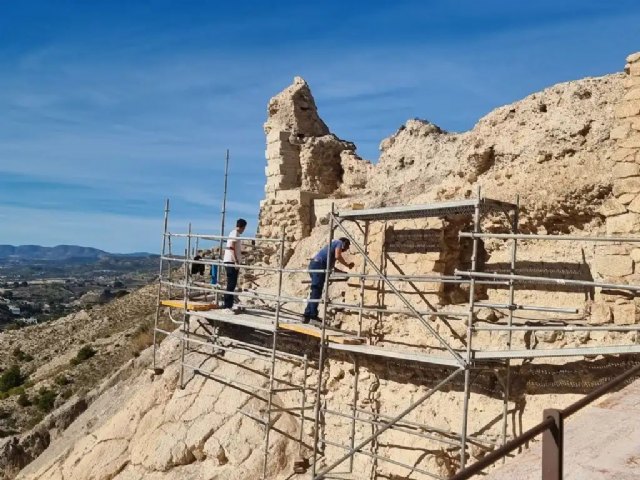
(599, 198), (626, 216)
(264, 76), (329, 138)
(627, 52), (640, 64)
(340, 150), (373, 193)
(613, 303), (637, 325)
(610, 123), (631, 140)
(606, 212), (640, 234)
(623, 88), (640, 101)
(588, 302), (612, 325)
(299, 134), (355, 194)
(612, 162), (640, 179)
(594, 255), (634, 277)
(627, 194), (640, 214)
(615, 101), (640, 119)
(613, 177), (640, 197)
(621, 133), (640, 149)
(618, 193), (637, 205)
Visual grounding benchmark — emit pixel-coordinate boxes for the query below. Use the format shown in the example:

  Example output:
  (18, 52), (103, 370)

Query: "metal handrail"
(450, 361), (640, 480)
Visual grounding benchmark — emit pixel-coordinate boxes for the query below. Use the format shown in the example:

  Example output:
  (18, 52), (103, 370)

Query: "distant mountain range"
(0, 245), (155, 261)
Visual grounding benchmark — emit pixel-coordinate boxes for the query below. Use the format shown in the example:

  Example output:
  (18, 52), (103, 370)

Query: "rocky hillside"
(7, 52), (640, 480)
(0, 245), (154, 261)
(0, 285), (167, 478)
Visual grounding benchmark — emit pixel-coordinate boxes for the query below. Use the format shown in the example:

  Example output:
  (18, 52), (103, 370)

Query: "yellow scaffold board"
(160, 300), (217, 311)
(280, 323), (364, 345)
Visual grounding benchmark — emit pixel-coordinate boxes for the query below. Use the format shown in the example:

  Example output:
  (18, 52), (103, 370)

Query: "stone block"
(621, 133), (640, 149)
(628, 194), (640, 214)
(613, 303), (637, 325)
(631, 249), (640, 262)
(265, 142), (300, 160)
(612, 148), (636, 162)
(611, 123), (631, 140)
(615, 101), (640, 118)
(600, 198), (627, 216)
(606, 212), (640, 234)
(596, 244), (632, 256)
(537, 330), (560, 343)
(631, 62), (640, 76)
(588, 302), (612, 325)
(266, 130), (290, 144)
(613, 162), (640, 179)
(265, 163), (284, 176)
(613, 177), (640, 197)
(594, 255), (634, 277)
(619, 193), (637, 205)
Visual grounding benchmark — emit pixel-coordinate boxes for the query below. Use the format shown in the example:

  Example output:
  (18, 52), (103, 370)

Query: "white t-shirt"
(223, 228), (242, 264)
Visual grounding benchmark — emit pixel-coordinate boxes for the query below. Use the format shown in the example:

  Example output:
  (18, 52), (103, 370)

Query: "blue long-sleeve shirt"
(312, 239), (345, 267)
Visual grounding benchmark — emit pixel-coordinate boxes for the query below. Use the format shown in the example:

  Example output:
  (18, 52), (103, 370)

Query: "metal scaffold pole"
(460, 187), (482, 469)
(348, 354), (359, 472)
(298, 354), (309, 460)
(356, 221), (369, 337)
(313, 368), (464, 479)
(311, 204), (336, 478)
(152, 198), (170, 373)
(501, 195), (519, 451)
(179, 223), (192, 389)
(262, 227), (286, 479)
(331, 213), (465, 365)
(217, 149), (230, 288)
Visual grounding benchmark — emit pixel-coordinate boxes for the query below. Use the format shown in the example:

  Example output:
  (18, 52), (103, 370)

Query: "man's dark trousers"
(224, 263), (239, 309)
(304, 260), (326, 319)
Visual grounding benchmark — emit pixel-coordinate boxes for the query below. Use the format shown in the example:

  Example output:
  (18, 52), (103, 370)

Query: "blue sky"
(1, 1), (639, 253)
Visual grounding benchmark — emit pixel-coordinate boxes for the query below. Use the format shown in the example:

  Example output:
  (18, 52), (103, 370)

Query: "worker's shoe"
(302, 315), (320, 324)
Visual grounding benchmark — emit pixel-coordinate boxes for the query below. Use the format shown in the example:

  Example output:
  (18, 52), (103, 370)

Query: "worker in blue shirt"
(303, 237), (354, 323)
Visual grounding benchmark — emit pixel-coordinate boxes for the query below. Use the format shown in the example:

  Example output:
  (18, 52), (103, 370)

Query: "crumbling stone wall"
(595, 52), (640, 325)
(259, 77), (371, 264)
(257, 190), (319, 265)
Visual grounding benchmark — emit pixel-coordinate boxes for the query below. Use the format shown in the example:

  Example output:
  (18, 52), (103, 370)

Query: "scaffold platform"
(152, 193), (640, 480)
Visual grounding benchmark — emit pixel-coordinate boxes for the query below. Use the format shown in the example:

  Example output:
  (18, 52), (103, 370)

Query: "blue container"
(211, 264), (218, 285)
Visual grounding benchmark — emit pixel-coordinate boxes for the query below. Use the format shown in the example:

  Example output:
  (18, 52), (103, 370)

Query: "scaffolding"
(152, 191), (640, 480)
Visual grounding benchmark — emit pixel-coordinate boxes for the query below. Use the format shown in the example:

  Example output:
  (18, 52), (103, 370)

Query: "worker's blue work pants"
(304, 260), (326, 318)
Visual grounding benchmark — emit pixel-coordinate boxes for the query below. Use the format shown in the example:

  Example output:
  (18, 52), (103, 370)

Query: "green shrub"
(70, 345), (96, 366)
(12, 347), (33, 362)
(60, 389), (73, 400)
(0, 365), (25, 393)
(54, 375), (71, 386)
(35, 388), (56, 413)
(17, 393), (31, 407)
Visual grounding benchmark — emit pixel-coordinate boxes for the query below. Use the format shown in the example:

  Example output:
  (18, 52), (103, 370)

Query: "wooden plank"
(161, 299), (217, 311)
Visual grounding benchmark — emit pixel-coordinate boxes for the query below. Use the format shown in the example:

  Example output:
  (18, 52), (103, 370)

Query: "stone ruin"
(258, 51), (640, 327)
(596, 52), (640, 324)
(258, 77), (372, 264)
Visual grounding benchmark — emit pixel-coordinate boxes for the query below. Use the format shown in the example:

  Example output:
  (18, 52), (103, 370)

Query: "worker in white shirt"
(223, 218), (247, 309)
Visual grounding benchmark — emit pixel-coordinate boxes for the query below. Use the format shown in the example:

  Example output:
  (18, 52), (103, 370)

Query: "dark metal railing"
(450, 362), (640, 480)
